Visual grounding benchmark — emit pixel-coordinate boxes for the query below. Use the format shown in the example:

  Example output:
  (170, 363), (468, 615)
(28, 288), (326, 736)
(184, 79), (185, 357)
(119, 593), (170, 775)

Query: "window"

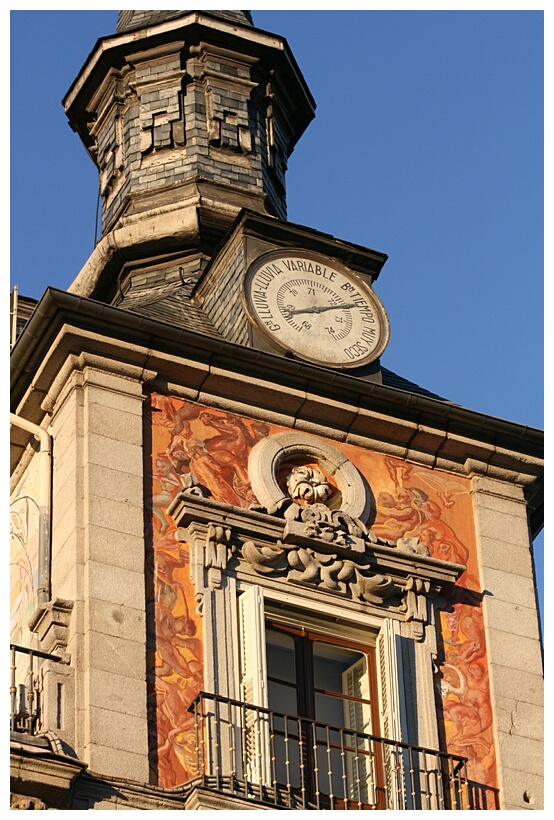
(266, 623), (382, 806)
(238, 586), (406, 808)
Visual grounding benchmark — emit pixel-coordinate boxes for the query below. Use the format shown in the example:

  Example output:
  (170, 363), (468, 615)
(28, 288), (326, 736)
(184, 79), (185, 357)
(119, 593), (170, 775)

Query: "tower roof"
(116, 10), (253, 34)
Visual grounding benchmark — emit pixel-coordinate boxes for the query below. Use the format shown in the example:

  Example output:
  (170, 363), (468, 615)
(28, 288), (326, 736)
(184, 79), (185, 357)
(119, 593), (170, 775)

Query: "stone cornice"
(11, 288), (543, 483)
(170, 492), (464, 641)
(10, 289), (543, 542)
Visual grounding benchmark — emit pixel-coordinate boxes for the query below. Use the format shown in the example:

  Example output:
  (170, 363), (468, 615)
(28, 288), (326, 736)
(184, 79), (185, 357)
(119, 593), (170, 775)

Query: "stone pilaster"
(471, 476), (543, 810)
(48, 355), (153, 782)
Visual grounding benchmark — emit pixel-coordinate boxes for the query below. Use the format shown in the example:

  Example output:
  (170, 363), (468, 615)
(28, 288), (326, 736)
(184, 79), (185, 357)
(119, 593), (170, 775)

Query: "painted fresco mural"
(146, 396), (271, 785)
(147, 394), (497, 804)
(10, 456), (41, 651)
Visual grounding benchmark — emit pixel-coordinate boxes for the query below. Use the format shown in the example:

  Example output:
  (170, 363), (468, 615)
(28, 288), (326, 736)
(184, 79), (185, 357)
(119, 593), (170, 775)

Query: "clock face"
(243, 250), (390, 368)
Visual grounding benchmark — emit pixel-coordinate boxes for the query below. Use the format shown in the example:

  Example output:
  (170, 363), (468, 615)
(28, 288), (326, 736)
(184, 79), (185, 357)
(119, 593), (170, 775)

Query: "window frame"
(238, 584), (408, 808)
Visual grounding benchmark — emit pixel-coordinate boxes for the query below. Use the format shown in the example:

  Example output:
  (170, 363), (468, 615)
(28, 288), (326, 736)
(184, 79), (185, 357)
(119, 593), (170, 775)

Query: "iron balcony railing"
(10, 643), (61, 735)
(189, 692), (471, 810)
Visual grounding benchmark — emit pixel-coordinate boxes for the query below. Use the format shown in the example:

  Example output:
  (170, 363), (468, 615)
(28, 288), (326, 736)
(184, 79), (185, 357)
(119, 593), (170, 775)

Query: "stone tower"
(10, 10), (543, 811)
(64, 9), (314, 304)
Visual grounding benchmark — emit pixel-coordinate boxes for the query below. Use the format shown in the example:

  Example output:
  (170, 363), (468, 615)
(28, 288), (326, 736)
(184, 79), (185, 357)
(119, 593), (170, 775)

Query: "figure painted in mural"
(196, 411), (265, 505)
(152, 532), (203, 784)
(371, 488), (422, 540)
(152, 395), (201, 439)
(148, 455), (182, 535)
(439, 658), (495, 797)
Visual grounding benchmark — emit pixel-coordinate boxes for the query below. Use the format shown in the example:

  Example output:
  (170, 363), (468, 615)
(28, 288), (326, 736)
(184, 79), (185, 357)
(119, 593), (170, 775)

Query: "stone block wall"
(471, 476), (543, 810)
(49, 359), (150, 781)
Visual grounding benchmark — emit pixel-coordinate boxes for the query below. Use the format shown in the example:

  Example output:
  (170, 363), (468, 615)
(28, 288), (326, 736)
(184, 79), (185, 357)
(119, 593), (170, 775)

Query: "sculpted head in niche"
(285, 465), (333, 505)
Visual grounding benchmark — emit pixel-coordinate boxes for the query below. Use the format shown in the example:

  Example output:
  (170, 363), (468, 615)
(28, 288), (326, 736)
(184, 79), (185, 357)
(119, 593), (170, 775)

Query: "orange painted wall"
(147, 395), (497, 804)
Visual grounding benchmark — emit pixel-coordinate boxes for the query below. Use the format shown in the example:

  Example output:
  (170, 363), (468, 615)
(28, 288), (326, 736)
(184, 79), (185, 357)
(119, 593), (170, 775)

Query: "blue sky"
(10, 8), (544, 624)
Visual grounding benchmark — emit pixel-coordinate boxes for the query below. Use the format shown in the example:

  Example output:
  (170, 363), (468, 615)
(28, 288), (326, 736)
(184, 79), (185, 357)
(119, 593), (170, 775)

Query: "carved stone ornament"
(10, 794), (48, 810)
(168, 432), (465, 641)
(27, 598), (74, 662)
(286, 465), (333, 504)
(205, 522), (231, 589)
(180, 471), (211, 498)
(169, 492), (465, 641)
(248, 432), (373, 522)
(240, 538), (395, 605)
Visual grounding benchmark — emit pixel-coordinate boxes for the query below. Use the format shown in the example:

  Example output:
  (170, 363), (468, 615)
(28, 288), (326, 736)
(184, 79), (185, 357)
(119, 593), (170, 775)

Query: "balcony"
(10, 643), (62, 735)
(188, 692), (472, 810)
(9, 646), (473, 811)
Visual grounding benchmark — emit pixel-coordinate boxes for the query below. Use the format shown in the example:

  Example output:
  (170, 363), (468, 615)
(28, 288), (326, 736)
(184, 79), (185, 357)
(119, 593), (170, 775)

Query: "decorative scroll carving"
(298, 503), (365, 545)
(242, 539), (287, 575)
(239, 537), (396, 606)
(170, 492), (465, 638)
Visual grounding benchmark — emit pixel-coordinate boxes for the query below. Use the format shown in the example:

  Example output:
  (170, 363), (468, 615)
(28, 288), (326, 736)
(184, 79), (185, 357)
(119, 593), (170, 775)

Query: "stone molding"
(170, 493), (464, 642)
(11, 293), (542, 499)
(10, 744), (87, 809)
(41, 350), (156, 416)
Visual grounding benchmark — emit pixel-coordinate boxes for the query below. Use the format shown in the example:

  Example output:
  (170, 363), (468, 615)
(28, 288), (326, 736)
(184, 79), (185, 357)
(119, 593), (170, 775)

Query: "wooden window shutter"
(238, 585), (271, 787)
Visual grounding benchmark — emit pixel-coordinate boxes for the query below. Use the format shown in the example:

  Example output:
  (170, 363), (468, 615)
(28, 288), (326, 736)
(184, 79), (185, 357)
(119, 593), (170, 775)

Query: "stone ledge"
(10, 742), (87, 809)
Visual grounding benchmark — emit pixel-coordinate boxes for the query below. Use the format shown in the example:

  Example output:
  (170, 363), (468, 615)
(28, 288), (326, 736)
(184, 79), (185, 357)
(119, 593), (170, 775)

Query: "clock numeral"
(325, 326), (336, 335)
(307, 287), (316, 296)
(301, 320), (312, 330)
(335, 316), (344, 324)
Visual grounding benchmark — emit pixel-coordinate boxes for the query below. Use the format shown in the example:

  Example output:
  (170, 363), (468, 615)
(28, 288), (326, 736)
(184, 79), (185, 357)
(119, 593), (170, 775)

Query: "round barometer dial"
(242, 249), (390, 368)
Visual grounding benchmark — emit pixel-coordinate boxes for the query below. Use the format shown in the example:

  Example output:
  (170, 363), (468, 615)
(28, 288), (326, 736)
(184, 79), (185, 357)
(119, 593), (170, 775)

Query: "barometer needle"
(284, 302), (357, 317)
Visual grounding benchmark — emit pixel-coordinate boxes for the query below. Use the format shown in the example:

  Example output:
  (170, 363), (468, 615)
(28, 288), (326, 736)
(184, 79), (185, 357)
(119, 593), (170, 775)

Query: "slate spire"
(116, 10), (253, 33)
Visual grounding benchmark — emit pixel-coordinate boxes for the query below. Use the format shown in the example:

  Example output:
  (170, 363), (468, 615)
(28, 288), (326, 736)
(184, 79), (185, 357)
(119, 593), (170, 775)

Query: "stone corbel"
(28, 599), (74, 663)
(26, 599), (76, 748)
(205, 523), (232, 589)
(401, 577), (431, 641)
